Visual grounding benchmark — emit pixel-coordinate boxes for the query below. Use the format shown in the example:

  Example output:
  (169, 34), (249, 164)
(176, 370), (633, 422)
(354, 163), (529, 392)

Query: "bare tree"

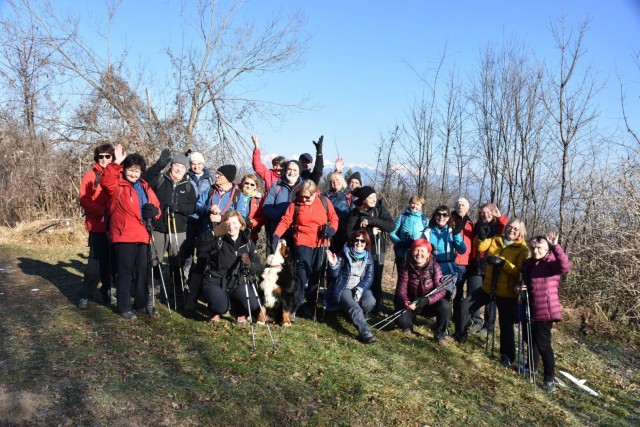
(541, 16), (600, 238)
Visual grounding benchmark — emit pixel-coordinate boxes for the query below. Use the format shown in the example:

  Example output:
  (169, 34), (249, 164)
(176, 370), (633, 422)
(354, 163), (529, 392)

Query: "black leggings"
(200, 277), (261, 317)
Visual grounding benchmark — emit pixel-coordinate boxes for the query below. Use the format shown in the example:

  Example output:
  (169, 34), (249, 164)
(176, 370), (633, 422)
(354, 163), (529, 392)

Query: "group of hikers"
(78, 135), (570, 393)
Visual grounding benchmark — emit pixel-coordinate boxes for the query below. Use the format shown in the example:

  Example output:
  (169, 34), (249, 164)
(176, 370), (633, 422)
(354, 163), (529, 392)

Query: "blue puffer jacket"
(186, 168), (214, 223)
(262, 177), (301, 233)
(390, 209), (428, 260)
(423, 226), (466, 276)
(325, 246), (374, 307)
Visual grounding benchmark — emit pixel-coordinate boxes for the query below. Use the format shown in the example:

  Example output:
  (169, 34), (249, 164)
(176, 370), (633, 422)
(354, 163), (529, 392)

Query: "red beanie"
(411, 238), (432, 253)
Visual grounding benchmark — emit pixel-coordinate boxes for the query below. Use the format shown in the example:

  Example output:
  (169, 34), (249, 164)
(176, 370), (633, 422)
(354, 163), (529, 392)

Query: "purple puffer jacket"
(521, 245), (571, 322)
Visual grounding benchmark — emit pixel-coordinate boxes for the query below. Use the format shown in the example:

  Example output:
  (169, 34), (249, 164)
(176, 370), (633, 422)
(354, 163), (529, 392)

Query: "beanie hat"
(457, 197), (470, 207)
(299, 153), (313, 164)
(285, 160), (302, 173)
(217, 164), (237, 182)
(190, 152), (205, 164)
(171, 154), (189, 169)
(411, 238), (432, 253)
(348, 171), (362, 185)
(355, 186), (376, 204)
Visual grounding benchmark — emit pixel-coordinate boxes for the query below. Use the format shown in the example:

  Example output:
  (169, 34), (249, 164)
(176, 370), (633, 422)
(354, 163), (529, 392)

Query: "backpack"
(292, 193), (331, 232)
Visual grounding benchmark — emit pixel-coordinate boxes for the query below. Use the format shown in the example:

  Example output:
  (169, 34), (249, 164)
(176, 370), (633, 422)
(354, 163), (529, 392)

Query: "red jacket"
(455, 216), (474, 266)
(252, 148), (280, 191)
(79, 164), (109, 233)
(394, 257), (444, 308)
(100, 163), (161, 244)
(274, 191), (338, 248)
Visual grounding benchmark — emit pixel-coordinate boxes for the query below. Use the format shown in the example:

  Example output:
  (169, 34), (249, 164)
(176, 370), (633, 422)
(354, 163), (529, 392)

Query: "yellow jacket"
(478, 235), (529, 298)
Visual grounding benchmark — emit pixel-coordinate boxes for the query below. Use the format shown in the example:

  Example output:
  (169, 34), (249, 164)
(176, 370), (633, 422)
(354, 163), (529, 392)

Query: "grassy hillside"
(0, 232), (638, 426)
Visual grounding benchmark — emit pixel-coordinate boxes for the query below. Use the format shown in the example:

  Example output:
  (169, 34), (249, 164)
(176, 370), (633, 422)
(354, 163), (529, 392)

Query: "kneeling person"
(394, 239), (450, 345)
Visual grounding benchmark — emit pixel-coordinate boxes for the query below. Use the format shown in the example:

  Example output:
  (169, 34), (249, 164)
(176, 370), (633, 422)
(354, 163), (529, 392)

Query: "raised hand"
(114, 144), (127, 164)
(334, 157), (345, 173)
(489, 203), (501, 218)
(546, 231), (559, 246)
(251, 133), (259, 149)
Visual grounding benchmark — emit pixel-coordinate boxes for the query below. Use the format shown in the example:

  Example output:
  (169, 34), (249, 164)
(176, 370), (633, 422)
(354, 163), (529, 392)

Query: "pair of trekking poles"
(372, 274), (457, 331)
(146, 208), (189, 315)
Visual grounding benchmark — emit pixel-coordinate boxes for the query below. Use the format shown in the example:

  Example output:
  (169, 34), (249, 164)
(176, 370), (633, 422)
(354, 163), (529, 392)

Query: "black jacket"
(190, 231), (262, 294)
(146, 171), (197, 233)
(346, 202), (395, 263)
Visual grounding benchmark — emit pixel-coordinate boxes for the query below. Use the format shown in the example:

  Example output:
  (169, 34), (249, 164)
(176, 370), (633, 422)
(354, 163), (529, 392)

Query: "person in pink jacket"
(519, 231), (571, 393)
(250, 133), (287, 191)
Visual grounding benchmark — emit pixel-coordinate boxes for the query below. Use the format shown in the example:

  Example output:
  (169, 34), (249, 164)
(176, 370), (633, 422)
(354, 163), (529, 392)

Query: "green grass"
(0, 243), (638, 426)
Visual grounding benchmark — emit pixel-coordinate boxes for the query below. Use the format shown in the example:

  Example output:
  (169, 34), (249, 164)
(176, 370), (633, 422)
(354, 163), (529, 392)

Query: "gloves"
(271, 234), (280, 253)
(354, 288), (362, 302)
(239, 253), (251, 275)
(451, 211), (464, 235)
(158, 148), (172, 168)
(312, 135), (324, 153)
(142, 203), (159, 219)
(166, 203), (178, 214)
(323, 226), (336, 237)
(486, 255), (505, 267)
(475, 220), (491, 240)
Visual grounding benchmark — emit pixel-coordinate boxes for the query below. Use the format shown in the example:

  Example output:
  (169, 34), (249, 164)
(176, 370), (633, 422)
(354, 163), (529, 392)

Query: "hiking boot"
(359, 330), (377, 344)
(78, 298), (89, 310)
(402, 328), (413, 336)
(208, 314), (221, 324)
(541, 381), (556, 393)
(136, 306), (157, 316)
(121, 311), (137, 320)
(452, 332), (467, 344)
(481, 325), (494, 335)
(436, 337), (447, 347)
(469, 322), (484, 333)
(236, 316), (247, 324)
(500, 355), (512, 368)
(109, 289), (117, 306)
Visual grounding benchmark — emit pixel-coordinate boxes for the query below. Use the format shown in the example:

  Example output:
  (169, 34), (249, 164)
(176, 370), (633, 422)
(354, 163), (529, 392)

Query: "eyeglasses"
(300, 194), (313, 200)
(243, 182), (256, 187)
(353, 238), (366, 243)
(506, 226), (519, 232)
(435, 212), (449, 218)
(97, 154), (112, 160)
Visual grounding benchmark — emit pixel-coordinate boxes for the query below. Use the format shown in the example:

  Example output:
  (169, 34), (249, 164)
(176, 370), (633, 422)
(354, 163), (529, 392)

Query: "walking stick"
(241, 271), (276, 349)
(485, 260), (502, 357)
(169, 211), (188, 307)
(523, 290), (536, 384)
(313, 226), (331, 322)
(373, 275), (456, 331)
(517, 292), (524, 374)
(146, 220), (172, 315)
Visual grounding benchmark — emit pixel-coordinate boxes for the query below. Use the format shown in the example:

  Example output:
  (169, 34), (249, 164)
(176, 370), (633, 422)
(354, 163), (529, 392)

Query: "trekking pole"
(314, 228), (331, 322)
(147, 220), (172, 316)
(165, 208), (178, 311)
(485, 265), (500, 357)
(524, 290), (536, 384)
(250, 277), (276, 348)
(169, 211), (188, 307)
(373, 276), (455, 331)
(516, 292), (524, 374)
(243, 274), (258, 349)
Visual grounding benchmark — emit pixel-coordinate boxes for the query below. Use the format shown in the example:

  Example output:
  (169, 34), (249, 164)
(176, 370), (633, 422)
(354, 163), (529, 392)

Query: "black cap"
(217, 164), (237, 182)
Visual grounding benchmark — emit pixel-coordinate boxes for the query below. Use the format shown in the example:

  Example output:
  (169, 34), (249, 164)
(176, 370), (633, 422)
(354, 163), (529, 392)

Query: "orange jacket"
(274, 191), (338, 248)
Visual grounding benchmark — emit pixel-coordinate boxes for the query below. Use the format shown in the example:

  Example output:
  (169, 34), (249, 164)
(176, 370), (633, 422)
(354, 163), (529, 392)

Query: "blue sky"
(5, 0), (640, 166)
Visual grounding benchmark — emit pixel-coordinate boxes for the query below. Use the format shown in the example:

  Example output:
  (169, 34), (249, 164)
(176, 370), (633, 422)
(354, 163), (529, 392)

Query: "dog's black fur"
(258, 240), (298, 326)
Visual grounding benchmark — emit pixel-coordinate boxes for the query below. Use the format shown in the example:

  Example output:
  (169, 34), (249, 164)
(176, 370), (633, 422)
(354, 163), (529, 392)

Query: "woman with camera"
(187, 210), (262, 323)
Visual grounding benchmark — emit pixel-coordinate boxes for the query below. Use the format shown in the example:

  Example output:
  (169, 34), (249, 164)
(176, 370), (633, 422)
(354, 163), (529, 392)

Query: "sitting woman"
(187, 211), (262, 323)
(519, 232), (571, 393)
(394, 239), (449, 346)
(325, 229), (376, 344)
(389, 195), (428, 270)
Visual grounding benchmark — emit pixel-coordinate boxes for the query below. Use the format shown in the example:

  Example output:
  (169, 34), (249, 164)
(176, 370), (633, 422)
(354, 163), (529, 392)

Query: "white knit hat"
(190, 152), (205, 164)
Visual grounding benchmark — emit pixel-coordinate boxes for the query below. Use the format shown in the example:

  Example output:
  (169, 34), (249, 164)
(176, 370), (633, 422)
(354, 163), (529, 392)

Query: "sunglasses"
(506, 226), (519, 232)
(353, 238), (366, 243)
(243, 182), (256, 187)
(97, 154), (112, 160)
(435, 212), (449, 218)
(300, 195), (313, 200)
